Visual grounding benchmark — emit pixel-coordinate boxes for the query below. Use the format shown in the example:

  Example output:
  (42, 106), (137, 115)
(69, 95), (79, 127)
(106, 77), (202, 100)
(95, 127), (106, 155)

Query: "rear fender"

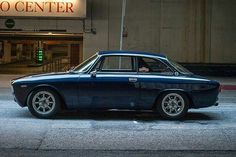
(152, 89), (194, 109)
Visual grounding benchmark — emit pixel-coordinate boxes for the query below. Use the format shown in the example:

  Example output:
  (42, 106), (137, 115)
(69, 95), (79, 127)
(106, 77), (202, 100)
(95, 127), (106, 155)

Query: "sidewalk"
(0, 75), (24, 88)
(0, 74), (236, 90)
(0, 62), (43, 74)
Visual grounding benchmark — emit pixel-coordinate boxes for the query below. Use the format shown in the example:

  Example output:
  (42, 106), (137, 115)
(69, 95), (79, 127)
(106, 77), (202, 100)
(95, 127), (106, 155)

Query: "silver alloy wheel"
(161, 93), (185, 117)
(32, 91), (56, 115)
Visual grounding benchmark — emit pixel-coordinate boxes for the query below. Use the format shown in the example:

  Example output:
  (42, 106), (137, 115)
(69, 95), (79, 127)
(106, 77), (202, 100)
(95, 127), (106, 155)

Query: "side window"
(138, 57), (173, 75)
(100, 56), (135, 72)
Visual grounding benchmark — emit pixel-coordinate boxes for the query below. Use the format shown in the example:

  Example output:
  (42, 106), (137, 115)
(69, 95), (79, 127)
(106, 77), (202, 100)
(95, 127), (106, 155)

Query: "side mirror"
(90, 70), (97, 78)
(174, 72), (179, 76)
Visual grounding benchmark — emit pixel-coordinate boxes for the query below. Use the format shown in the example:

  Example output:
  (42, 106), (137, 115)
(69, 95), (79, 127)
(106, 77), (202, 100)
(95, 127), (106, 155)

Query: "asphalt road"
(0, 88), (236, 157)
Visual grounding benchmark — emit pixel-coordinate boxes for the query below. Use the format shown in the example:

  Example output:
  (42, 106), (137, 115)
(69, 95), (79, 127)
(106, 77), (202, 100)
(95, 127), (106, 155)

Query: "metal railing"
(42, 57), (70, 73)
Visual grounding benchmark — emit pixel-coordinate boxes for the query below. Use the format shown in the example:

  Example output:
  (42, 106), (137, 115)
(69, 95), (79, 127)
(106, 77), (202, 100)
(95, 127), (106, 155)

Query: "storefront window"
(0, 41), (3, 58)
(11, 44), (17, 56)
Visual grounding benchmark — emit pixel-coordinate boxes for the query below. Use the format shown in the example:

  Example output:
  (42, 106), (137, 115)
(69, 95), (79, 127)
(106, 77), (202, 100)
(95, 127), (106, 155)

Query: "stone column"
(3, 41), (11, 63)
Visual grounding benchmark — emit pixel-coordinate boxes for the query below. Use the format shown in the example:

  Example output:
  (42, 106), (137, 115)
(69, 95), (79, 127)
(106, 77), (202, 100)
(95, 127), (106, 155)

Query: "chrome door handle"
(129, 77), (137, 83)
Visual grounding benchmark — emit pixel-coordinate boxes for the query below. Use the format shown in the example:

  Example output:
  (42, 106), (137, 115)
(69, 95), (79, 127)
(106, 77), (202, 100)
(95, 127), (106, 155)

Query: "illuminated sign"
(36, 49), (43, 63)
(0, 0), (86, 18)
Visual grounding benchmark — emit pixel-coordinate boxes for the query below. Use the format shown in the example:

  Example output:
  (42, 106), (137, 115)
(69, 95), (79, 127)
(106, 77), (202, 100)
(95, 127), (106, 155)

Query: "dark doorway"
(70, 44), (80, 67)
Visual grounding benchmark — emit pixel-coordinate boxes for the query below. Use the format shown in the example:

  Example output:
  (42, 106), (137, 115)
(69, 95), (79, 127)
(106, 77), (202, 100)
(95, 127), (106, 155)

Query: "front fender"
(24, 84), (66, 108)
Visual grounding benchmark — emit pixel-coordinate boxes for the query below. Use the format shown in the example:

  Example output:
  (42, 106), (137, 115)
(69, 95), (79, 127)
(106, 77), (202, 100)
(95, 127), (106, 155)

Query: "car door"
(137, 56), (174, 110)
(78, 55), (140, 109)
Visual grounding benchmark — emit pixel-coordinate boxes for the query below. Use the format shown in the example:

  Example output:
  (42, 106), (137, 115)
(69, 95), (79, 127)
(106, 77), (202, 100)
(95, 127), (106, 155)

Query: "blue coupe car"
(11, 51), (220, 119)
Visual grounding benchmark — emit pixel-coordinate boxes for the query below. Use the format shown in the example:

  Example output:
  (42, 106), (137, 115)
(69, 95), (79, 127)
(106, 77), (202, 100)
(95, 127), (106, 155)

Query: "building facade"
(0, 0), (235, 73)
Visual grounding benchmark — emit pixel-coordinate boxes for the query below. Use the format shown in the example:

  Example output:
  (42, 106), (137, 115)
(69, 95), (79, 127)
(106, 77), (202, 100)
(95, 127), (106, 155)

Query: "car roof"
(97, 51), (167, 59)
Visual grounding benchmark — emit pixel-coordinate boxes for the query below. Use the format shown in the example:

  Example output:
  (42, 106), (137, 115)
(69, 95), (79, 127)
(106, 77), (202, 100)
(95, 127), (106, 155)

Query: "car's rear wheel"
(28, 88), (60, 119)
(156, 92), (189, 120)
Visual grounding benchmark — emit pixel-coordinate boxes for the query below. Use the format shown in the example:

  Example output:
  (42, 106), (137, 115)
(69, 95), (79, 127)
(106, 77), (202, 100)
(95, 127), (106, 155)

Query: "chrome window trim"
(101, 53), (167, 60)
(167, 57), (192, 75)
(86, 53), (176, 76)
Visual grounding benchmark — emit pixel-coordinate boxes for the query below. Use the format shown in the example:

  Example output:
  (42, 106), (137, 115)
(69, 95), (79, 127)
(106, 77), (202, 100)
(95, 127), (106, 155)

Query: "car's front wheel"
(28, 88), (60, 119)
(156, 92), (189, 120)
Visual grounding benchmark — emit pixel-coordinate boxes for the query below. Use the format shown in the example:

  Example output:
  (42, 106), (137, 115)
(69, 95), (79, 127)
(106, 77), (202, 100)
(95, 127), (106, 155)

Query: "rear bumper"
(12, 92), (25, 107)
(190, 88), (220, 109)
(214, 97), (219, 106)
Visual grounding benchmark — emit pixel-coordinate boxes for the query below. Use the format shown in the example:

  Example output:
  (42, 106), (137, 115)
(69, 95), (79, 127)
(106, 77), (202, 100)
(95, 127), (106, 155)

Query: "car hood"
(29, 72), (69, 78)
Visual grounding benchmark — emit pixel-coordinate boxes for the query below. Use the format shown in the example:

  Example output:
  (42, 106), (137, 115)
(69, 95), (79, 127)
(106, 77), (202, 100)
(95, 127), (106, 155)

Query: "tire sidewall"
(157, 91), (189, 120)
(28, 88), (60, 119)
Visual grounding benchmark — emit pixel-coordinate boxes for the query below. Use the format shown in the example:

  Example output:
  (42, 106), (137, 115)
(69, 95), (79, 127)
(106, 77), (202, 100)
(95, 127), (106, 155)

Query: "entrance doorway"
(70, 44), (81, 67)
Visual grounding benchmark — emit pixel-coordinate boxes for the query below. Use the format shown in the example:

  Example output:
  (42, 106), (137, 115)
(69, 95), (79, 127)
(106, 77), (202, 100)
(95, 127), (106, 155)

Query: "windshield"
(72, 54), (98, 72)
(168, 59), (193, 74)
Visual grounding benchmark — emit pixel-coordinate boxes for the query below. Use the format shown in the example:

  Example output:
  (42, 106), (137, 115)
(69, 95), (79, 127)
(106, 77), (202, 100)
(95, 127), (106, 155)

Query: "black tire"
(156, 92), (189, 120)
(27, 88), (61, 119)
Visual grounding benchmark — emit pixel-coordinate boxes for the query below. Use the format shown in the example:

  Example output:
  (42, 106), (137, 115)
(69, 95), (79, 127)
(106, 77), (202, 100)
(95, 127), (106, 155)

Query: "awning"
(0, 32), (83, 41)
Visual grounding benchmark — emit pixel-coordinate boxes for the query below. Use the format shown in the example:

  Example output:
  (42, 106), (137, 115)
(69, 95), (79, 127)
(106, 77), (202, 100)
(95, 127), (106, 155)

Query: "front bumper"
(11, 81), (26, 107)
